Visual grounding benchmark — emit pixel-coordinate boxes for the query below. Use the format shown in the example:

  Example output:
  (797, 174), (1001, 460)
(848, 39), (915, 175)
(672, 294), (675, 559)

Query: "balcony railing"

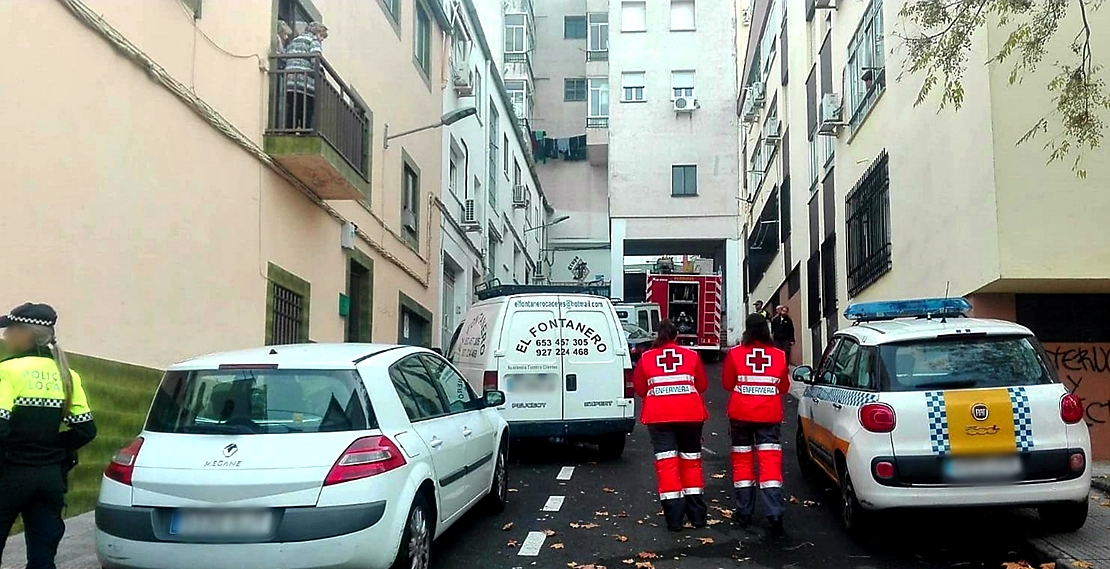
(504, 52), (530, 64)
(586, 117), (609, 129)
(586, 50), (609, 62)
(267, 54), (369, 177)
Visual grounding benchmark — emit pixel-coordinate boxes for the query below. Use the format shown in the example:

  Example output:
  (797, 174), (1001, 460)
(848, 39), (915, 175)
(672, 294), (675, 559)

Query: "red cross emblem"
(746, 348), (773, 374)
(656, 348), (683, 374)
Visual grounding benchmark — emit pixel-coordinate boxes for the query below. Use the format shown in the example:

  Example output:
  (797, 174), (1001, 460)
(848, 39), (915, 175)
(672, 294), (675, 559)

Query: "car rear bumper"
(508, 418), (636, 439)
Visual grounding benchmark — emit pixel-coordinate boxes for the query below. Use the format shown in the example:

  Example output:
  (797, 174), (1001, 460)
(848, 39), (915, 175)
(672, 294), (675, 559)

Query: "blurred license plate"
(170, 509), (274, 537)
(506, 375), (555, 393)
(944, 456), (1022, 479)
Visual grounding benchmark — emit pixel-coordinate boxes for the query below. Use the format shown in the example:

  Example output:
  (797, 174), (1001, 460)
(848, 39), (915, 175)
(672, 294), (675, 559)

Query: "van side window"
(637, 311), (650, 331)
(389, 356), (450, 421)
(650, 309), (661, 332)
(418, 354), (476, 414)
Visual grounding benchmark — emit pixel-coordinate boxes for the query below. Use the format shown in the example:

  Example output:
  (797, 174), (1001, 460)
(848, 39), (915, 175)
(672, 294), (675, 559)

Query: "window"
(760, 0), (781, 77)
(877, 336), (1052, 393)
(266, 263), (309, 345)
(474, 69), (483, 119)
(588, 78), (610, 118)
(822, 131), (834, 166)
(277, 0), (314, 43)
(846, 151), (891, 297)
(824, 339), (860, 385)
(488, 101), (499, 208)
(621, 1), (647, 32)
(402, 163), (420, 246)
(564, 78), (588, 101)
(846, 0), (886, 129)
(146, 369), (374, 434)
(564, 16), (587, 39)
(389, 356), (449, 421)
(621, 72), (646, 102)
(506, 80), (527, 118)
(748, 140), (766, 192)
(503, 134), (510, 178)
(809, 133), (820, 188)
(379, 0), (400, 23)
(505, 13), (527, 53)
(670, 0), (695, 31)
(487, 235), (498, 280)
(671, 165), (697, 196)
(671, 70), (695, 99)
(588, 13), (609, 52)
(513, 161), (521, 188)
(414, 2), (431, 76)
(418, 354), (476, 414)
(448, 158), (458, 196)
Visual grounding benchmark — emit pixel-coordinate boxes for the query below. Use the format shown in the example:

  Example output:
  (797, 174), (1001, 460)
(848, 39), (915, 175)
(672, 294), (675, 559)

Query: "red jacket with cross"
(632, 342), (709, 424)
(721, 341), (790, 423)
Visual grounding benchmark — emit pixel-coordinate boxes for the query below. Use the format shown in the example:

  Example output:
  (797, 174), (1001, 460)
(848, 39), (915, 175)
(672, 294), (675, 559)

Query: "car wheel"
(795, 423), (823, 485)
(836, 460), (873, 541)
(597, 433), (626, 460)
(1038, 500), (1088, 533)
(392, 494), (433, 569)
(484, 442), (509, 513)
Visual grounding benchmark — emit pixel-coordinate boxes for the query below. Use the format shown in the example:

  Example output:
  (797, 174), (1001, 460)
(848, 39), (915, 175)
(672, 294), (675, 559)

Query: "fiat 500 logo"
(970, 403), (989, 421)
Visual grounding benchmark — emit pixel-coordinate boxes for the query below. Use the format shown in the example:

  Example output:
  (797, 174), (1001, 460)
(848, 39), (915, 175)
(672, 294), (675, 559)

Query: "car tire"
(597, 433), (626, 460)
(483, 441), (509, 514)
(836, 460), (874, 541)
(1038, 500), (1088, 533)
(392, 493), (434, 569)
(795, 423), (824, 485)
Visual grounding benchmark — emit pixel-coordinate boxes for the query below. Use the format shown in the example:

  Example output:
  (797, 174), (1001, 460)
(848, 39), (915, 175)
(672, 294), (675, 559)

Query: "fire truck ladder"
(702, 279), (722, 343)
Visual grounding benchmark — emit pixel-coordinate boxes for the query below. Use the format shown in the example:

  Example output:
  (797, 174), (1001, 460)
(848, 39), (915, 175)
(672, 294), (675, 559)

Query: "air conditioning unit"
(815, 0), (837, 9)
(819, 92), (845, 136)
(461, 199), (480, 231)
(452, 64), (474, 96)
(512, 185), (529, 208)
(751, 82), (766, 107)
(402, 208), (417, 231)
(763, 118), (782, 142)
(742, 111), (759, 124)
(673, 96), (698, 113)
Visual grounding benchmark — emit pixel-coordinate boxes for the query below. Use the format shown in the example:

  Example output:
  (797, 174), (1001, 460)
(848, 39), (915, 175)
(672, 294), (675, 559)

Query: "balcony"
(503, 52), (535, 85)
(586, 117), (608, 166)
(264, 54), (370, 200)
(586, 50), (609, 62)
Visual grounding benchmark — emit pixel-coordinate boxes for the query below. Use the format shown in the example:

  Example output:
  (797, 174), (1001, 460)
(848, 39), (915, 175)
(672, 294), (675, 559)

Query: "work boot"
(735, 514), (753, 528)
(685, 495), (708, 528)
(662, 498), (686, 531)
(767, 516), (784, 538)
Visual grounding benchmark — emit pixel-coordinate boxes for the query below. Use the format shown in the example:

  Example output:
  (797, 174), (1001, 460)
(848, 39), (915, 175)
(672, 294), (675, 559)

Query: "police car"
(792, 298), (1092, 539)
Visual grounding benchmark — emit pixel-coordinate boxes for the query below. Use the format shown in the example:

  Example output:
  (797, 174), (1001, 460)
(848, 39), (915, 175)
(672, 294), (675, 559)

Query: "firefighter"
(0, 303), (98, 569)
(721, 312), (790, 537)
(631, 319), (709, 531)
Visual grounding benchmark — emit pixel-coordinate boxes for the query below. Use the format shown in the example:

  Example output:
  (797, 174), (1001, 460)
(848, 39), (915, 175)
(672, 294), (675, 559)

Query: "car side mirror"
(791, 365), (815, 384)
(484, 390), (506, 408)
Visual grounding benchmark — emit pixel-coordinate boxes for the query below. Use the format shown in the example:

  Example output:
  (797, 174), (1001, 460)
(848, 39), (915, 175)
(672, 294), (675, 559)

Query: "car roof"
(837, 317), (1035, 347)
(167, 343), (417, 371)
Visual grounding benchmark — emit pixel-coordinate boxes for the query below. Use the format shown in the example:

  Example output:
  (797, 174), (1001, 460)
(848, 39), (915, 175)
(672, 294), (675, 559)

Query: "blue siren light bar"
(844, 297), (973, 321)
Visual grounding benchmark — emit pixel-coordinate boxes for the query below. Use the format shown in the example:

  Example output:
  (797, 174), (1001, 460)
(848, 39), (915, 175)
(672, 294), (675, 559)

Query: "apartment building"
(739, 0), (1110, 456)
(2, 0), (453, 369)
(438, 0), (553, 346)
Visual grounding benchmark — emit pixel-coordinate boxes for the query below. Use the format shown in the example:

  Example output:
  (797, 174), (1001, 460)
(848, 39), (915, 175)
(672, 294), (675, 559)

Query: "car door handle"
(462, 427), (473, 437)
(832, 403), (843, 410)
(429, 438), (444, 449)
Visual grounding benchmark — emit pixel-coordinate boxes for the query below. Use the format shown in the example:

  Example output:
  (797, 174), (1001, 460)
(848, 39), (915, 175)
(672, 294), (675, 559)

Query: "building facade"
(437, 0), (552, 347)
(739, 0), (1110, 455)
(2, 0), (452, 368)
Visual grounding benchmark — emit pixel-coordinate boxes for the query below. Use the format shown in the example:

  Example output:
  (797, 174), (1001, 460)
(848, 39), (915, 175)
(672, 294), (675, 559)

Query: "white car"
(95, 344), (510, 569)
(792, 298), (1092, 539)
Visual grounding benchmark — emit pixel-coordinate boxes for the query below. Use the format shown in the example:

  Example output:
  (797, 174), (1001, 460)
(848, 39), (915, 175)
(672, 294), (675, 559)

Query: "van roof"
(473, 292), (614, 307)
(167, 343), (408, 371)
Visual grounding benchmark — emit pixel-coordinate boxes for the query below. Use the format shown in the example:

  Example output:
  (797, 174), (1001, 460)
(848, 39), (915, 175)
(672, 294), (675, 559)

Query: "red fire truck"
(645, 273), (723, 357)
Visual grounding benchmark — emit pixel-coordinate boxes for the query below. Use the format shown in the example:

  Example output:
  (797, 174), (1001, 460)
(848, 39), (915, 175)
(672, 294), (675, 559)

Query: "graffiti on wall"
(1042, 343), (1110, 460)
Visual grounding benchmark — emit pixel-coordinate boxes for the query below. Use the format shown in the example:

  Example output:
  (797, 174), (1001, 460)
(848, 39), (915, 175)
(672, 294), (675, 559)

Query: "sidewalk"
(1, 512), (98, 569)
(1030, 461), (1110, 569)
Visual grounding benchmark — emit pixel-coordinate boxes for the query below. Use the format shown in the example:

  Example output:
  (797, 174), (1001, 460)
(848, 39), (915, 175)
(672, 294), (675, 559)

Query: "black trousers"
(0, 464), (67, 569)
(647, 422), (708, 529)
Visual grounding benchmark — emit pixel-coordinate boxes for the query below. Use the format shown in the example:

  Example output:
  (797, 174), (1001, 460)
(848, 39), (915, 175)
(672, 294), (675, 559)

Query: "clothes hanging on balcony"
(533, 130), (546, 163)
(567, 135), (587, 161)
(543, 138), (557, 160)
(556, 138), (571, 157)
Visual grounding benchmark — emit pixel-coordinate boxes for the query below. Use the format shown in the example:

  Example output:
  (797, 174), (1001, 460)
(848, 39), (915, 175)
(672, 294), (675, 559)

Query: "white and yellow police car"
(792, 298), (1092, 539)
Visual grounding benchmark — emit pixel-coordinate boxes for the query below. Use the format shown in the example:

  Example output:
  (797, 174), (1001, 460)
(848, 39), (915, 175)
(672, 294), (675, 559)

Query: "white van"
(446, 293), (635, 459)
(613, 302), (662, 337)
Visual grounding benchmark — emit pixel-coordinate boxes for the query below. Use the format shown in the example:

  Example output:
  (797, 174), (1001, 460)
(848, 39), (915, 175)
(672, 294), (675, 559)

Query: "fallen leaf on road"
(788, 495), (800, 504)
(711, 498), (719, 504)
(551, 543), (565, 549)
(803, 500), (820, 507)
(1002, 562), (1033, 569)
(615, 535), (629, 542)
(506, 539), (519, 547)
(785, 541), (814, 551)
(603, 487), (617, 493)
(635, 563), (655, 569)
(698, 537), (714, 545)
(616, 511), (629, 518)
(683, 522), (695, 529)
(706, 518), (723, 526)
(636, 520), (645, 525)
(570, 522), (600, 529)
(711, 472), (726, 479)
(711, 432), (719, 436)
(595, 510), (610, 517)
(622, 560), (635, 565)
(544, 529), (557, 536)
(637, 552), (659, 560)
(1039, 564), (1056, 569)
(508, 488), (519, 493)
(502, 522), (514, 530)
(718, 508), (734, 519)
(1071, 562), (1092, 569)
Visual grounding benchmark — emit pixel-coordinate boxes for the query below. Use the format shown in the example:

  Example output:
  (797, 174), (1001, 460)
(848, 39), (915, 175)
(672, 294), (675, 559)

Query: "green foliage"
(897, 0), (1109, 177)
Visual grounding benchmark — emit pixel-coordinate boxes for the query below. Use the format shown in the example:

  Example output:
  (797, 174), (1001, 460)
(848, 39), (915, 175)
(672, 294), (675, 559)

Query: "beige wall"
(0, 0), (445, 368)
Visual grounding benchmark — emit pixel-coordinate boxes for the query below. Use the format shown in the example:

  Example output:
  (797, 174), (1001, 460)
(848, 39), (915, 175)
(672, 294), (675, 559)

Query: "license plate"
(169, 509), (274, 538)
(944, 456), (1023, 480)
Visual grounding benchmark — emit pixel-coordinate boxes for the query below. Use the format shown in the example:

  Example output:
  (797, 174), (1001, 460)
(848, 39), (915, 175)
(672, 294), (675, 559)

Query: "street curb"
(1091, 475), (1110, 494)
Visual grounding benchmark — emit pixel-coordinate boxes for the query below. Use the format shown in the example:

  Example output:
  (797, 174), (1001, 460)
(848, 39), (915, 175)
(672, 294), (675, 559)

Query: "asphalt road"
(431, 362), (1052, 569)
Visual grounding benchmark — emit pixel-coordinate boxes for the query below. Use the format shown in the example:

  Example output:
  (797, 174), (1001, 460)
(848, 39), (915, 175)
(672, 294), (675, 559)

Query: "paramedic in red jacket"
(632, 320), (709, 531)
(721, 312), (791, 537)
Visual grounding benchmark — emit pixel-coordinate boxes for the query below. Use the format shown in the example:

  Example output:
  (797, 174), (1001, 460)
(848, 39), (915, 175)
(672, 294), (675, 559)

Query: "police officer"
(721, 312), (790, 537)
(0, 303), (97, 569)
(631, 320), (709, 531)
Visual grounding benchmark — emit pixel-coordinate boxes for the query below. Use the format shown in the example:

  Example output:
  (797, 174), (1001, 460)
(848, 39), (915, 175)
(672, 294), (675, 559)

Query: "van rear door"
(498, 297), (564, 423)
(559, 297), (628, 421)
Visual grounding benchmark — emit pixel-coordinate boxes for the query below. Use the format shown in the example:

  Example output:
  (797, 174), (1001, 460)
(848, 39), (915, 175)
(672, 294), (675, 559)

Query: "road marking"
(556, 466), (575, 480)
(518, 531), (547, 556)
(701, 446), (718, 456)
(541, 495), (565, 512)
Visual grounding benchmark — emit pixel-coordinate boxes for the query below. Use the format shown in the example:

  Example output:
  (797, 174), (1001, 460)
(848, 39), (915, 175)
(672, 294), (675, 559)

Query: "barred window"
(846, 151), (892, 297)
(272, 283), (304, 345)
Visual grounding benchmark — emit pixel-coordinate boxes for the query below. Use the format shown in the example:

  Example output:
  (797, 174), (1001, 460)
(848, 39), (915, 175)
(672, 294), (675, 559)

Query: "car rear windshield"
(876, 335), (1055, 392)
(146, 369), (376, 434)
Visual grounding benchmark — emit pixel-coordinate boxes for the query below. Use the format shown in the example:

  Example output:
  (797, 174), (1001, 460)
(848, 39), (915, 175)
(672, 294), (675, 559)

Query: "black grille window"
(820, 235), (837, 318)
(846, 151), (891, 297)
(272, 283), (304, 345)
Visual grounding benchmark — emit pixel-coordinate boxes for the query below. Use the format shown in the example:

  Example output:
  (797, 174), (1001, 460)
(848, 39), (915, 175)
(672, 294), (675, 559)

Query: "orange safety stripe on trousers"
(756, 443), (783, 486)
(678, 454), (704, 493)
(730, 445), (754, 487)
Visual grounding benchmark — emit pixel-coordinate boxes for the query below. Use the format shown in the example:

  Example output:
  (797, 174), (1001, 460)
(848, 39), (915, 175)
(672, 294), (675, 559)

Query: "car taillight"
(324, 436), (407, 486)
(483, 370), (499, 393)
(105, 437), (144, 486)
(873, 460), (895, 480)
(1069, 452), (1085, 472)
(624, 368), (635, 398)
(1061, 393), (1084, 424)
(859, 403), (896, 433)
